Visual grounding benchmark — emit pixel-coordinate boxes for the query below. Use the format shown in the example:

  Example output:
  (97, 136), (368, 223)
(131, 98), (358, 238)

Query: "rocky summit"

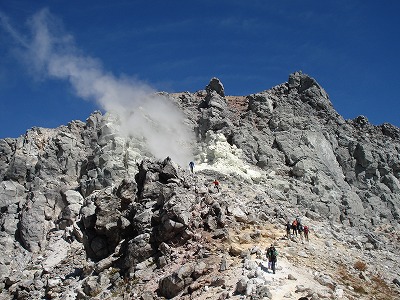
(0, 71), (399, 300)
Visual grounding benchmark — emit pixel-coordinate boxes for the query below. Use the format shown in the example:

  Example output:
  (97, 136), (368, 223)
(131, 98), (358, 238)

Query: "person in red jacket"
(213, 179), (220, 192)
(291, 219), (298, 236)
(303, 225), (309, 242)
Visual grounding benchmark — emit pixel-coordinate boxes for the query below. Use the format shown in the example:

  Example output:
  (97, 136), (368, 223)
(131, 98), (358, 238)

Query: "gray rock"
(314, 273), (335, 289)
(80, 201), (96, 229)
(235, 277), (248, 294)
(256, 285), (272, 299)
(295, 285), (310, 293)
(218, 291), (230, 300)
(90, 236), (109, 259)
(2, 215), (19, 236)
(63, 190), (84, 206)
(0, 72), (399, 299)
(382, 174), (400, 192)
(206, 77), (225, 97)
(230, 206), (248, 223)
(0, 180), (26, 208)
(141, 291), (154, 300)
(297, 251), (308, 258)
(192, 261), (207, 279)
(157, 256), (167, 269)
(19, 192), (48, 252)
(116, 178), (137, 202)
(158, 263), (195, 298)
(82, 275), (104, 297)
(159, 157), (179, 182)
(124, 233), (155, 268)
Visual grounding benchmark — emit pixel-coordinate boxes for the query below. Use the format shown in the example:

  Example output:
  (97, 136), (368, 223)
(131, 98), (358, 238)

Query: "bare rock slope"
(0, 72), (399, 299)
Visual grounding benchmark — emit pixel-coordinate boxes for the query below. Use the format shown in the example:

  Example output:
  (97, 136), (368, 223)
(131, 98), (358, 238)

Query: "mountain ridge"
(0, 72), (399, 299)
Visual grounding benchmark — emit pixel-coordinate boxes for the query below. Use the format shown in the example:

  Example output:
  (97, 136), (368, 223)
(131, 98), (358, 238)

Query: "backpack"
(298, 224), (304, 232)
(292, 220), (297, 227)
(271, 249), (278, 260)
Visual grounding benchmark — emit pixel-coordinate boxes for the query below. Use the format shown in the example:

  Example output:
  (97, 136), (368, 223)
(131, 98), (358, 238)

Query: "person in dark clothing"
(298, 223), (304, 243)
(296, 216), (302, 232)
(189, 161), (195, 173)
(286, 221), (291, 238)
(296, 216), (302, 226)
(266, 245), (278, 274)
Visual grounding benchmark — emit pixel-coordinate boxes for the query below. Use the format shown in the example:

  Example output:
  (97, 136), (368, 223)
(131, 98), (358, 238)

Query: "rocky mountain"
(0, 71), (399, 299)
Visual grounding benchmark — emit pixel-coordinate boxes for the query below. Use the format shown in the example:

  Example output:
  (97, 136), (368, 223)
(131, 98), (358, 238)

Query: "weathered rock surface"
(0, 73), (399, 299)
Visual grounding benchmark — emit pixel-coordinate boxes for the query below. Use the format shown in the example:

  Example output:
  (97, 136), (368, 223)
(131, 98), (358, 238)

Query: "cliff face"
(174, 71), (400, 226)
(0, 72), (399, 299)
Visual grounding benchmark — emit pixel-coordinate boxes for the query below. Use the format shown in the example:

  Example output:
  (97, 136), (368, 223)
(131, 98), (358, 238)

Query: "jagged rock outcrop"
(0, 72), (399, 299)
(206, 77), (225, 97)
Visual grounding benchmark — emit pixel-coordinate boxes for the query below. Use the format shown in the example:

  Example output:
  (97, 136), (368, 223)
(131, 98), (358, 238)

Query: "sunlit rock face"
(0, 72), (399, 299)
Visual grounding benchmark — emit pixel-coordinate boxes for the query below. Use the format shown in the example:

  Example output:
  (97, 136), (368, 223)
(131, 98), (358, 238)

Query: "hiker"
(304, 225), (309, 242)
(296, 215), (302, 226)
(266, 245), (273, 270)
(189, 161), (195, 173)
(213, 179), (220, 192)
(266, 245), (278, 274)
(286, 221), (291, 239)
(298, 223), (304, 243)
(291, 219), (298, 236)
(296, 216), (302, 232)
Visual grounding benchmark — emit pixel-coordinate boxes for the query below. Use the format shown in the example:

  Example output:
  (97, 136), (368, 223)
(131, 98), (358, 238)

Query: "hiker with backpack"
(296, 216), (303, 231)
(286, 221), (291, 239)
(291, 219), (298, 236)
(296, 216), (302, 226)
(298, 223), (304, 243)
(266, 245), (278, 274)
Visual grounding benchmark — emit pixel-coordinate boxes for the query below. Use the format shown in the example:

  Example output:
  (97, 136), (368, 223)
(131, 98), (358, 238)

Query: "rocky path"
(184, 215), (400, 300)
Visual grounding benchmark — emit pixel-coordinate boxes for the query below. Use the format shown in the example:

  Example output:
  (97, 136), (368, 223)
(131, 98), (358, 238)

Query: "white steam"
(1, 9), (194, 166)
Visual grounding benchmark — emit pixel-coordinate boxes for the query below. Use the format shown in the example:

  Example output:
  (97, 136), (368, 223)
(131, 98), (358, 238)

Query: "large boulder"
(123, 233), (155, 269)
(158, 263), (195, 298)
(0, 180), (25, 208)
(19, 192), (48, 252)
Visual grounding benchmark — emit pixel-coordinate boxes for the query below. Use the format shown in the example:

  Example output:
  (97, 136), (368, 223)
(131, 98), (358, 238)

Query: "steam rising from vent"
(0, 9), (193, 166)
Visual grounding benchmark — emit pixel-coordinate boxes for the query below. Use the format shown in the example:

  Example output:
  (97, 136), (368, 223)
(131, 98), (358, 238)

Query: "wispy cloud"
(0, 8), (194, 166)
(0, 10), (29, 47)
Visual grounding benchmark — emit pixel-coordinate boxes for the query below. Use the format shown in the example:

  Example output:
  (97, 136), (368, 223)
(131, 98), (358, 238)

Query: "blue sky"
(0, 0), (399, 139)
